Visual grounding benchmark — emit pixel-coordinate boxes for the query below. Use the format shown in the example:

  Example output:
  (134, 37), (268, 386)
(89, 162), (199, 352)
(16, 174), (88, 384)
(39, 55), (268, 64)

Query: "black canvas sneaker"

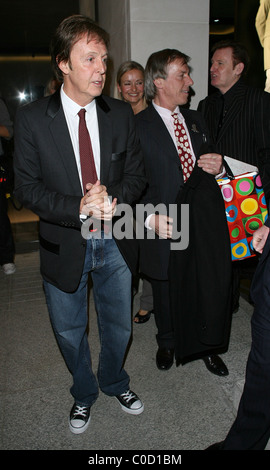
(115, 389), (144, 415)
(69, 403), (91, 434)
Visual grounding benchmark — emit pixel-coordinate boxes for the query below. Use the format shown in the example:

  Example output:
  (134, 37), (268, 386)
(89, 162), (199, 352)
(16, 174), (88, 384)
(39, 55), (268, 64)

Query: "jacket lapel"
(96, 96), (112, 185)
(146, 105), (180, 165)
(181, 108), (206, 158)
(46, 90), (82, 194)
(216, 82), (246, 144)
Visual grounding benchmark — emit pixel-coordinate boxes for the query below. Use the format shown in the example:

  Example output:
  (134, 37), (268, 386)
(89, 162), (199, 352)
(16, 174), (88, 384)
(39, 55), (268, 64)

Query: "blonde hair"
(115, 60), (145, 101)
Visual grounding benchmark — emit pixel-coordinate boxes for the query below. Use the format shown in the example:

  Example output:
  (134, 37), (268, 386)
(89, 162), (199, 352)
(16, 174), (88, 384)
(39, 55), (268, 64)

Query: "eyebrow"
(179, 67), (190, 74)
(85, 50), (108, 57)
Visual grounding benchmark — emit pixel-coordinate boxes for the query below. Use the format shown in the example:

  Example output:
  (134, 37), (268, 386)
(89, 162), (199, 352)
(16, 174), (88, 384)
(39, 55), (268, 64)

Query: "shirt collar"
(152, 101), (184, 122)
(60, 85), (96, 117)
(219, 78), (242, 106)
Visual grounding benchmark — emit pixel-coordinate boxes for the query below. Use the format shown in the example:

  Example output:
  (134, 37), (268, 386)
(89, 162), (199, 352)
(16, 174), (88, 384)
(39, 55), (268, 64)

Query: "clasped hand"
(80, 180), (117, 221)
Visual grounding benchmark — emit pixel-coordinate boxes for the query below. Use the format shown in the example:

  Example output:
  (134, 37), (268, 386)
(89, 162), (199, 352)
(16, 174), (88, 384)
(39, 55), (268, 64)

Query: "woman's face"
(118, 68), (144, 106)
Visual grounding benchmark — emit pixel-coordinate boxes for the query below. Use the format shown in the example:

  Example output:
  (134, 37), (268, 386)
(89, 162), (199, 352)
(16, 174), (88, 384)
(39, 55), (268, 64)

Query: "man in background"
(198, 40), (270, 312)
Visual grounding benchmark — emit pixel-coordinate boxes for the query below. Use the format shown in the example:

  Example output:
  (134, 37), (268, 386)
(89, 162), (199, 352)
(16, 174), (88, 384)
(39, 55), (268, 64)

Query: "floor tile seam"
(9, 290), (44, 296)
(8, 287), (43, 293)
(8, 300), (46, 306)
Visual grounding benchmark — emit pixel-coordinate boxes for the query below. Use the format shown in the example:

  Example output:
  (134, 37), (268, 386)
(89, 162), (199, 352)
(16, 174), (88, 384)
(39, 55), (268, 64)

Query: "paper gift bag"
(218, 172), (268, 261)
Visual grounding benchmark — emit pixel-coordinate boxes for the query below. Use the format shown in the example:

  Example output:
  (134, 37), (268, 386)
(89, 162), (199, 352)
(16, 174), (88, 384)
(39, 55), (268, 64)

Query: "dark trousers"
(223, 238), (270, 449)
(150, 278), (174, 349)
(232, 257), (258, 310)
(0, 184), (14, 265)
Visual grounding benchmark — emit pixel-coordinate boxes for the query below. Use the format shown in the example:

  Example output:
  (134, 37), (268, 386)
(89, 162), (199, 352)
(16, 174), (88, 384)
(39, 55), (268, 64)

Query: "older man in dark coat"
(136, 48), (232, 375)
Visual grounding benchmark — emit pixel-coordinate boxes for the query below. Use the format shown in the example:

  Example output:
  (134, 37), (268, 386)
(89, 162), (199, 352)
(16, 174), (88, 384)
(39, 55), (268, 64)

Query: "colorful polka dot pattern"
(218, 173), (268, 261)
(172, 113), (194, 181)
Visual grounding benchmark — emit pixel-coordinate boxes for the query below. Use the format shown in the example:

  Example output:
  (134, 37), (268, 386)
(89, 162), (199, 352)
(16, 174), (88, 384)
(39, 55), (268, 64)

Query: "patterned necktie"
(172, 113), (194, 182)
(78, 108), (97, 194)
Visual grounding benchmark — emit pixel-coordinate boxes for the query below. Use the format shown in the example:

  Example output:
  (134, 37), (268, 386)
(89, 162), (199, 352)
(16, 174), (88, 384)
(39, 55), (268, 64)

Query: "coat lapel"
(181, 107), (208, 158)
(96, 96), (112, 185)
(145, 105), (180, 165)
(216, 82), (247, 144)
(46, 90), (82, 194)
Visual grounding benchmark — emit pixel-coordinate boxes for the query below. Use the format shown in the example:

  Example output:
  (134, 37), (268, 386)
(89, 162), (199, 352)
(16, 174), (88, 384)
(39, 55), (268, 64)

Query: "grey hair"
(144, 49), (190, 101)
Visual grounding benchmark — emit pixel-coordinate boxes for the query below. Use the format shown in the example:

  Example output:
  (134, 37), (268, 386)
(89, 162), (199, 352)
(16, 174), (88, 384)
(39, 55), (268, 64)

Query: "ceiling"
(210, 0), (235, 35)
(0, 0), (235, 55)
(210, 0), (235, 19)
(0, 0), (80, 54)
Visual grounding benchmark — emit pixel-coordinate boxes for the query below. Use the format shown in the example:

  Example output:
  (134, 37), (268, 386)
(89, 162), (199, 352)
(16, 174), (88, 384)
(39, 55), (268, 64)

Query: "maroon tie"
(172, 113), (194, 182)
(78, 108), (97, 194)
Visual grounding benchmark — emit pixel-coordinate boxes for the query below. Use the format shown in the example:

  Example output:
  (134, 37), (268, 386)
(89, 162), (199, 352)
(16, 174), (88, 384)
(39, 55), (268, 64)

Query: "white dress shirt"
(60, 85), (101, 192)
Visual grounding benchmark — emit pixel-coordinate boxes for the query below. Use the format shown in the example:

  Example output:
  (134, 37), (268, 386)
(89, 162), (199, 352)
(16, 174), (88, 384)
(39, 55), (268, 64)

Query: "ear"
(153, 77), (164, 89)
(57, 58), (70, 76)
(117, 83), (121, 94)
(234, 62), (245, 77)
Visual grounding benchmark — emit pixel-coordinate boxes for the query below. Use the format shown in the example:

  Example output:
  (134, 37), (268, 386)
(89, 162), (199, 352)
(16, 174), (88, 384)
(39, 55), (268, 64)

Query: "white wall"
(98, 0), (210, 109)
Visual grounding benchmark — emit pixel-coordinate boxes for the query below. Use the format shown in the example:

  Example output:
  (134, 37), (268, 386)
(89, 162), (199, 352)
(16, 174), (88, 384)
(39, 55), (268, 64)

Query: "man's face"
(154, 59), (194, 110)
(210, 47), (242, 94)
(59, 33), (108, 106)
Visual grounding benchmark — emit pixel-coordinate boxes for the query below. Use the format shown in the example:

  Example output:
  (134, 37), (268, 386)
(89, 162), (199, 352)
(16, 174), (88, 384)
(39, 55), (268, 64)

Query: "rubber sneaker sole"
(69, 404), (91, 434)
(115, 390), (144, 415)
(116, 398), (144, 415)
(69, 415), (91, 434)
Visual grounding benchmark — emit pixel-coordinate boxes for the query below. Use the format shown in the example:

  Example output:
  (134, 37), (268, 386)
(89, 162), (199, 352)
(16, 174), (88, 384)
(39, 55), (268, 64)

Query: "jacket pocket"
(111, 151), (126, 162)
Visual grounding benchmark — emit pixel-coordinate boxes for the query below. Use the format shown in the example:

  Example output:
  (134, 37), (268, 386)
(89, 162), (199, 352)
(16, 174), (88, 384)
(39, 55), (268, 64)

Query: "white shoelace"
(73, 405), (88, 418)
(120, 390), (136, 403)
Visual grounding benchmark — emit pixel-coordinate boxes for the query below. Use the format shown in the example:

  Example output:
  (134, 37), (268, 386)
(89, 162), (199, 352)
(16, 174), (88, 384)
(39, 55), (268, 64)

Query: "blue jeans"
(43, 236), (132, 407)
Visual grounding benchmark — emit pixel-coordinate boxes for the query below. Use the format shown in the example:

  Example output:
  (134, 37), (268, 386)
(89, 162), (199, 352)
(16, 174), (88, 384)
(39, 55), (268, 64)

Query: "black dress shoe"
(156, 348), (174, 370)
(205, 441), (224, 450)
(202, 355), (229, 376)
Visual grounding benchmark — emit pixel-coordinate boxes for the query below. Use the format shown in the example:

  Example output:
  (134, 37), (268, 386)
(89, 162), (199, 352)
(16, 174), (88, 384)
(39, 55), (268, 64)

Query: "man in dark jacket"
(198, 40), (270, 313)
(136, 49), (231, 375)
(14, 15), (146, 435)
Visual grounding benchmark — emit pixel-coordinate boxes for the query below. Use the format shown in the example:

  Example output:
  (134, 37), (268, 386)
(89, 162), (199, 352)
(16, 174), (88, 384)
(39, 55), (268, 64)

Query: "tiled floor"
(1, 200), (268, 453)
(1, 248), (265, 451)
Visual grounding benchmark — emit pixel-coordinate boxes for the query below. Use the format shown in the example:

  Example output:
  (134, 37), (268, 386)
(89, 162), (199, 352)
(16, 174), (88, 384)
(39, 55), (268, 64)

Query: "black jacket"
(14, 90), (146, 292)
(198, 79), (270, 201)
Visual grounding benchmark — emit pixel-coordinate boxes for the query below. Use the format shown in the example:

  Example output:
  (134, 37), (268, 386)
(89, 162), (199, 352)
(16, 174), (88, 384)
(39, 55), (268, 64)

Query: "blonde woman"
(117, 61), (153, 323)
(116, 61), (147, 114)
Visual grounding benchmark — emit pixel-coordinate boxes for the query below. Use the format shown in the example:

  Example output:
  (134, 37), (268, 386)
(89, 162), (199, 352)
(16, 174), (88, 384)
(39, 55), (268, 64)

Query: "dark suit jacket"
(14, 90), (146, 292)
(136, 103), (215, 280)
(198, 79), (270, 200)
(136, 104), (232, 362)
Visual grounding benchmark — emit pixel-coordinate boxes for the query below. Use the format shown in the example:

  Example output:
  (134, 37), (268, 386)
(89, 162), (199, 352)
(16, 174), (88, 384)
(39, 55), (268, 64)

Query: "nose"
(187, 75), (194, 86)
(96, 58), (106, 74)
